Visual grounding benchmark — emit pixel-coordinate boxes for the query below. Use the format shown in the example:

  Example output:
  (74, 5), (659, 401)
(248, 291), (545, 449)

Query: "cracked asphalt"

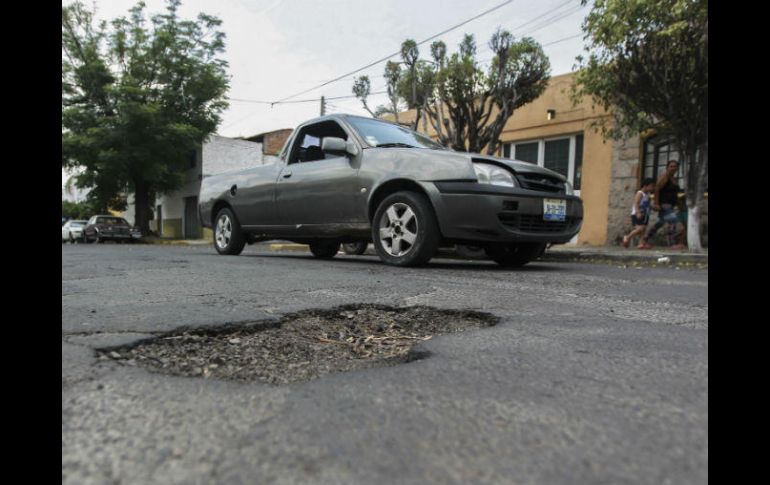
(62, 244), (708, 484)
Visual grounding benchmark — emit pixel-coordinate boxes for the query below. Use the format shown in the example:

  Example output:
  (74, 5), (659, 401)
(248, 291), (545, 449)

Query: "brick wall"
(263, 129), (293, 156)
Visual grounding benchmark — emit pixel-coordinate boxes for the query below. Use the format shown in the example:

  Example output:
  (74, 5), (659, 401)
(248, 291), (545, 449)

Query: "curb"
(542, 249), (707, 266)
(263, 243), (706, 266)
(145, 240), (706, 267)
(269, 243), (309, 252)
(142, 239), (212, 246)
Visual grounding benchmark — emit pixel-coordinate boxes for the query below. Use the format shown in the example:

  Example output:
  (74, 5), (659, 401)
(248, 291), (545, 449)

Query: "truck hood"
(469, 154), (567, 183)
(366, 147), (569, 184)
(410, 148), (568, 183)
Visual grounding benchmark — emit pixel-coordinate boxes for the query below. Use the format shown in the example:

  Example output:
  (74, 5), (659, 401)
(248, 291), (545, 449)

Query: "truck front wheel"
(372, 191), (440, 267)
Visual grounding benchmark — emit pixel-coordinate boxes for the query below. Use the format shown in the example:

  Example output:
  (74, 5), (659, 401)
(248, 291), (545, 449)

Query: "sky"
(62, 0), (592, 197)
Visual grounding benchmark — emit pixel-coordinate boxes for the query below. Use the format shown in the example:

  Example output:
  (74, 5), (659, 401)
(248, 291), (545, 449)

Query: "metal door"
(184, 196), (200, 239)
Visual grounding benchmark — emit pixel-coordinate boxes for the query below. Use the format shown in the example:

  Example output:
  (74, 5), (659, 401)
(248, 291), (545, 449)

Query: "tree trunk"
(133, 180), (151, 235)
(686, 203), (701, 252)
(684, 144), (707, 252)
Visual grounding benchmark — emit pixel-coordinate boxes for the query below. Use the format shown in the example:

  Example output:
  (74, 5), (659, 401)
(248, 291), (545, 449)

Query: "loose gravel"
(98, 304), (498, 385)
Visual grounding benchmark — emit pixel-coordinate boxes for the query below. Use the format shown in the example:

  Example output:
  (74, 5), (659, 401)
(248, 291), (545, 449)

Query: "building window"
(503, 134), (584, 191)
(574, 134), (583, 191)
(642, 135), (688, 189)
(514, 142), (539, 164)
(544, 139), (570, 178)
(189, 149), (197, 170)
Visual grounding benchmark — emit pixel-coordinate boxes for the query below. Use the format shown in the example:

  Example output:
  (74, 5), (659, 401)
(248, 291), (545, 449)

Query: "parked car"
(199, 114), (583, 267)
(62, 220), (88, 243)
(82, 215), (134, 243)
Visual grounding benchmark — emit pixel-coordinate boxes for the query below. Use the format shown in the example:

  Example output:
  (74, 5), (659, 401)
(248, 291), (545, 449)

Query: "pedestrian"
(639, 160), (683, 249)
(673, 192), (688, 249)
(622, 177), (655, 248)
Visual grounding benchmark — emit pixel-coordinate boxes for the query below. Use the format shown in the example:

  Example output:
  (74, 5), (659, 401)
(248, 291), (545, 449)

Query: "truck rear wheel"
(342, 242), (368, 255)
(309, 240), (340, 259)
(485, 243), (545, 268)
(213, 208), (246, 255)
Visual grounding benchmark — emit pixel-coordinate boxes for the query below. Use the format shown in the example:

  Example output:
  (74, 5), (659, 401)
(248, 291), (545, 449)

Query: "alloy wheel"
(215, 214), (232, 250)
(378, 202), (418, 257)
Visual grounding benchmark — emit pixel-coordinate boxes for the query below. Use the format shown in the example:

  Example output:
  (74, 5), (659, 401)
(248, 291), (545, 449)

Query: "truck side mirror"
(322, 137), (358, 156)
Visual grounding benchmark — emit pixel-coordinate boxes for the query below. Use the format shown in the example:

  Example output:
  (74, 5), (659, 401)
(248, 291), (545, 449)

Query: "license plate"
(543, 198), (567, 221)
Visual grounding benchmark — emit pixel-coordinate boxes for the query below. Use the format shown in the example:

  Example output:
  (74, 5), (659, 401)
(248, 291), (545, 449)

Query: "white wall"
(124, 135), (265, 232)
(202, 135), (264, 176)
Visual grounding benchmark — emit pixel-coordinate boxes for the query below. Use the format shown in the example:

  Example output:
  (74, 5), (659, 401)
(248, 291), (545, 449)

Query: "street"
(62, 244), (708, 484)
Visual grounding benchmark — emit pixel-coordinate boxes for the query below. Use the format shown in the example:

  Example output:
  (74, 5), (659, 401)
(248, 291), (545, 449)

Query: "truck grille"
(516, 173), (566, 193)
(498, 214), (581, 233)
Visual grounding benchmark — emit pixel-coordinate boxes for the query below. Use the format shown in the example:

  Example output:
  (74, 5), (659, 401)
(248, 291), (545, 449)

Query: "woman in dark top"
(639, 160), (685, 249)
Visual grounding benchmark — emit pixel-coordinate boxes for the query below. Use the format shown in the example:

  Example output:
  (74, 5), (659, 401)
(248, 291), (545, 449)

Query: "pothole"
(98, 304), (498, 385)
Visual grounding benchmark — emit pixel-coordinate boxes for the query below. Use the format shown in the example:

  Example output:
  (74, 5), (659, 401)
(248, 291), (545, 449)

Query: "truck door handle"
(282, 170), (292, 178)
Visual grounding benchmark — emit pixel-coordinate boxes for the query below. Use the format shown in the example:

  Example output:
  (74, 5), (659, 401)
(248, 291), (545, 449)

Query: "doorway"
(184, 196), (201, 239)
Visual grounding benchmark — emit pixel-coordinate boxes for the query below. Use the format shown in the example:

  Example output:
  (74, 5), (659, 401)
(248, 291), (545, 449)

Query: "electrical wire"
(270, 0), (516, 104)
(223, 1), (587, 130)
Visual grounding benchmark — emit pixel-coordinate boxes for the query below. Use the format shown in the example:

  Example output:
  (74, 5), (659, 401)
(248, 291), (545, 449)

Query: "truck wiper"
(375, 142), (419, 148)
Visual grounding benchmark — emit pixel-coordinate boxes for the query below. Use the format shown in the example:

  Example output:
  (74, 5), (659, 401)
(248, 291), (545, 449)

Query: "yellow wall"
(161, 218), (183, 239)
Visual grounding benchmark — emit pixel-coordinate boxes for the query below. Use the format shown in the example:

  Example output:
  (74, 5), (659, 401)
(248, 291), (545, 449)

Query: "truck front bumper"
(422, 181), (584, 244)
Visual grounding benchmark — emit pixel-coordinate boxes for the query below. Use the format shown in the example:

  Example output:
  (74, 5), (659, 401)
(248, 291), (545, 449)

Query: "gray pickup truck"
(199, 114), (583, 267)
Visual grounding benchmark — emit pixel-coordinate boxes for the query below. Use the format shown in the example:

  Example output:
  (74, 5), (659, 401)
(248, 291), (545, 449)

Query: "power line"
(509, 0), (578, 35)
(221, 90), (390, 130)
(270, 0), (516, 104)
(228, 91), (387, 105)
(541, 32), (583, 47)
(519, 4), (586, 37)
(222, 1), (586, 131)
(475, 31), (584, 67)
(230, 1), (580, 109)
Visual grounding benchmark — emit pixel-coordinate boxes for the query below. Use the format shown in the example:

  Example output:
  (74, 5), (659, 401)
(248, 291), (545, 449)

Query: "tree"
(62, 0), (229, 234)
(62, 200), (97, 220)
(352, 76), (376, 117)
(383, 60), (403, 124)
(572, 0), (708, 251)
(353, 29), (550, 154)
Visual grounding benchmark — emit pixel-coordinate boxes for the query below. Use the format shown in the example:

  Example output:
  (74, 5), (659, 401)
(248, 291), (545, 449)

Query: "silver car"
(62, 220), (88, 243)
(199, 114), (583, 267)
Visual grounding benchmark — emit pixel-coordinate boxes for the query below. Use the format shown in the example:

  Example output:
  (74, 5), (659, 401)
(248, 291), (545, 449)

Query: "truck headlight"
(473, 163), (516, 188)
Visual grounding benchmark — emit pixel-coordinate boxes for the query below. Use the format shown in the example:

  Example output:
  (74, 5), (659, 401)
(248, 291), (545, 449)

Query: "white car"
(62, 220), (88, 243)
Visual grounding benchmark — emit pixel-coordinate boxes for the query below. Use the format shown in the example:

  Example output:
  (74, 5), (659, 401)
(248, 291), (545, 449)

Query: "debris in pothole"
(98, 304), (498, 385)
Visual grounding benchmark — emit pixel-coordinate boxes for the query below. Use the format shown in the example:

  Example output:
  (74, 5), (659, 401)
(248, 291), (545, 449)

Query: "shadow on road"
(241, 252), (567, 272)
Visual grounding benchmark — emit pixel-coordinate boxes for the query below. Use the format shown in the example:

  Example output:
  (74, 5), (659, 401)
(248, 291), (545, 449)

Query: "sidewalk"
(145, 238), (707, 267)
(542, 245), (708, 266)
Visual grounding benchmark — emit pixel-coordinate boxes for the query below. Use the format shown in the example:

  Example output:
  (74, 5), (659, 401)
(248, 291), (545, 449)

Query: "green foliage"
(62, 0), (229, 232)
(62, 200), (97, 220)
(573, 0), (707, 143)
(352, 75), (376, 117)
(352, 29), (550, 154)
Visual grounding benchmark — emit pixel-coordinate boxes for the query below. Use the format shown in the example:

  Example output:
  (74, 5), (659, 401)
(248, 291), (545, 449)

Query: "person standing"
(639, 160), (682, 249)
(622, 178), (655, 248)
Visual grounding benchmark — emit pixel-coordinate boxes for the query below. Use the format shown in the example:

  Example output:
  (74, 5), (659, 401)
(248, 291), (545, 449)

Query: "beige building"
(393, 72), (706, 247)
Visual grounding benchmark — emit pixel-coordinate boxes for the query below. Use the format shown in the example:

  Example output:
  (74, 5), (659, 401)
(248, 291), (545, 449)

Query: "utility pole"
(320, 96), (325, 116)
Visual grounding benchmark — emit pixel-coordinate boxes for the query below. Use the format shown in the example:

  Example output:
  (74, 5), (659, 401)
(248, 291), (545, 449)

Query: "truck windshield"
(347, 117), (446, 150)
